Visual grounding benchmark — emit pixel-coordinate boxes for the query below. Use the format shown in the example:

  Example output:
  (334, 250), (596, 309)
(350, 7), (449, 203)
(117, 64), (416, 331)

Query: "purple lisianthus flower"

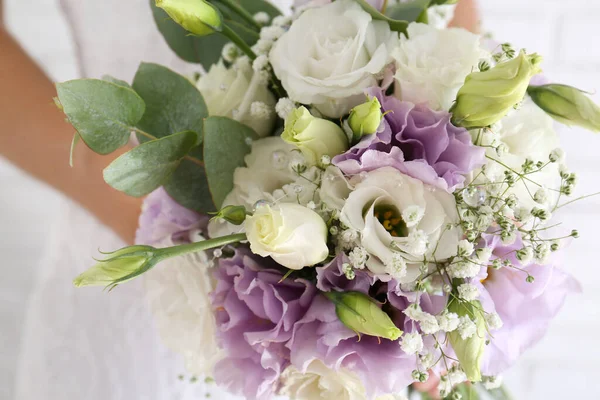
(135, 187), (204, 245)
(334, 89), (486, 192)
(316, 254), (375, 294)
(475, 234), (581, 375)
(288, 295), (416, 398)
(211, 249), (318, 400)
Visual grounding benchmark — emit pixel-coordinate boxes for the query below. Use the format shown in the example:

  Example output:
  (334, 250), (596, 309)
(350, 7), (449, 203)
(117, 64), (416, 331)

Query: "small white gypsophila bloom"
(252, 38), (274, 56)
(457, 239), (475, 257)
(252, 54), (270, 72)
(501, 230), (517, 245)
(272, 15), (291, 27)
(419, 352), (436, 370)
(406, 230), (429, 256)
(514, 207), (533, 223)
(306, 201), (316, 210)
(348, 246), (369, 270)
(400, 332), (424, 355)
(260, 25), (286, 41)
(533, 187), (549, 205)
(339, 229), (359, 248)
(250, 101), (272, 120)
(447, 260), (480, 279)
(457, 315), (477, 339)
(516, 247), (534, 264)
(438, 369), (468, 397)
(483, 375), (504, 390)
(457, 283), (480, 301)
(402, 205), (425, 228)
(253, 11), (270, 25)
(485, 312), (503, 330)
(437, 312), (460, 332)
(385, 253), (408, 281)
(473, 247), (493, 264)
(276, 97), (296, 120)
(221, 42), (240, 63)
(403, 304), (422, 321)
(535, 242), (551, 263)
(418, 312), (440, 335)
(549, 148), (565, 164)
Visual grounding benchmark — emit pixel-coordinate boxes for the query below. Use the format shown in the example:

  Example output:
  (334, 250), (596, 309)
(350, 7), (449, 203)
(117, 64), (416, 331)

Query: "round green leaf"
(56, 79), (145, 155)
(103, 131), (198, 197)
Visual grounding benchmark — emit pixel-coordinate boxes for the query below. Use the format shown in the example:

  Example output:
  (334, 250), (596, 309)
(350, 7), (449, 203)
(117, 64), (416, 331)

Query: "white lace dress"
(11, 0), (291, 399)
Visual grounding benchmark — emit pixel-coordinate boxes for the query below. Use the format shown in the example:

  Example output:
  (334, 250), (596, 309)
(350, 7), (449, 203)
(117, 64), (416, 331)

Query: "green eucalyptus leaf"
(104, 131), (198, 197)
(150, 0), (229, 68)
(203, 116), (258, 208)
(354, 0), (409, 33)
(56, 79), (145, 155)
(163, 159), (215, 212)
(215, 0), (281, 20)
(102, 75), (131, 89)
(385, 0), (431, 23)
(132, 62), (207, 148)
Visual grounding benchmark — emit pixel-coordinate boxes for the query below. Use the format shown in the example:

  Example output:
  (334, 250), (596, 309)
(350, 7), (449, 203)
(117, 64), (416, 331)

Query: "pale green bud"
(282, 106), (348, 165)
(452, 51), (543, 129)
(211, 205), (248, 225)
(325, 291), (403, 341)
(156, 0), (222, 37)
(348, 96), (383, 140)
(527, 84), (600, 132)
(447, 300), (486, 382)
(73, 246), (156, 289)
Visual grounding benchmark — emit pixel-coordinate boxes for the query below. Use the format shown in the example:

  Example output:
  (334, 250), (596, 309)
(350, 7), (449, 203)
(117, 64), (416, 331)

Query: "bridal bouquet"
(56, 0), (600, 398)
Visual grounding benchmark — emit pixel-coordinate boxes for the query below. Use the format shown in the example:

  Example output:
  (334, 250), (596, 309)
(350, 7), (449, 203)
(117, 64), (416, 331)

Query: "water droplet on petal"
(293, 184), (303, 194)
(253, 199), (271, 211)
(271, 150), (288, 170)
(462, 186), (487, 207)
(245, 137), (254, 146)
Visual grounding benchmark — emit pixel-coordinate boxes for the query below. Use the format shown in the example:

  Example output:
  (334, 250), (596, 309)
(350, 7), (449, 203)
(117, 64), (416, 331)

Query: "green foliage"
(448, 300), (486, 382)
(104, 131), (198, 197)
(385, 0), (431, 23)
(203, 116), (258, 208)
(163, 159), (215, 212)
(55, 79), (145, 155)
(354, 0), (409, 33)
(132, 62), (207, 147)
(102, 75), (131, 89)
(150, 0), (280, 67)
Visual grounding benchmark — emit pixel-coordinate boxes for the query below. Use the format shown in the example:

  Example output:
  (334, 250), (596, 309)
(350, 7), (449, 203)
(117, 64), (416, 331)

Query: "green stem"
(156, 233), (247, 260)
(220, 24), (257, 60)
(217, 0), (262, 31)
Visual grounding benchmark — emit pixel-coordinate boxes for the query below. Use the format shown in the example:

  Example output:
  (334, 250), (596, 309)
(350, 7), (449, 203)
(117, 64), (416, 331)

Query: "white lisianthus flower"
(340, 167), (461, 282)
(279, 360), (406, 400)
(197, 60), (276, 137)
(270, 0), (400, 118)
(476, 98), (561, 211)
(144, 235), (222, 375)
(207, 137), (320, 238)
(392, 23), (485, 111)
(320, 166), (354, 211)
(245, 203), (329, 269)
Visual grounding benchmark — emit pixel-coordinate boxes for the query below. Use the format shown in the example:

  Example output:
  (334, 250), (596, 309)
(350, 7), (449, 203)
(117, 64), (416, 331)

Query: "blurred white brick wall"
(1, 0), (600, 399)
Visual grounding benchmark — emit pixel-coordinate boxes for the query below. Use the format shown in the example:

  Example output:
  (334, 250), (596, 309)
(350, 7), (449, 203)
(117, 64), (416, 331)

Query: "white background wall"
(1, 0), (600, 398)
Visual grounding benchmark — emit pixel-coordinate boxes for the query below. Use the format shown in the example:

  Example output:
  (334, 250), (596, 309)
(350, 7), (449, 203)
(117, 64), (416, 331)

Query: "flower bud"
(527, 84), (600, 132)
(282, 106), (348, 165)
(447, 300), (486, 382)
(245, 203), (329, 270)
(156, 0), (222, 37)
(73, 246), (156, 288)
(211, 205), (248, 225)
(348, 96), (383, 140)
(451, 51), (543, 129)
(325, 291), (403, 341)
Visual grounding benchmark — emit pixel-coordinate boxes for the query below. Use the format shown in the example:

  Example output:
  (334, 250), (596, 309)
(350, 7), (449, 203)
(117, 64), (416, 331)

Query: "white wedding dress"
(9, 1), (291, 399)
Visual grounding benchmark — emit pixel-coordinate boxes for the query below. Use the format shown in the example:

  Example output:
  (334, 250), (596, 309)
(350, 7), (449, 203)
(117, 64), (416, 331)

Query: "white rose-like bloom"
(341, 167), (461, 282)
(144, 236), (222, 375)
(392, 23), (485, 111)
(245, 203), (329, 269)
(279, 360), (408, 400)
(477, 98), (561, 210)
(207, 137), (322, 238)
(197, 60), (276, 136)
(270, 0), (400, 118)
